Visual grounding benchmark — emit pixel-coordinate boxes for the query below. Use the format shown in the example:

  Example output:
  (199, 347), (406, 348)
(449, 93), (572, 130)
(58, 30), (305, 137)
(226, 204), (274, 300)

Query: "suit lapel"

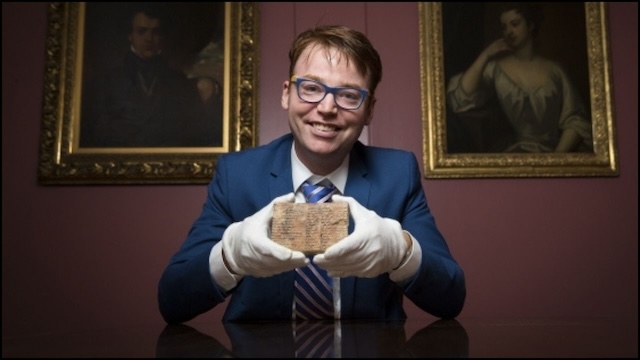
(268, 135), (295, 198)
(267, 136), (297, 315)
(339, 143), (370, 318)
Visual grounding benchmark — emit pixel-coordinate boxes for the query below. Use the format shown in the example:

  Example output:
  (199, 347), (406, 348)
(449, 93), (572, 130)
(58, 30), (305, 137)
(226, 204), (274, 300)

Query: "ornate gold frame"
(419, 2), (618, 178)
(38, 2), (259, 184)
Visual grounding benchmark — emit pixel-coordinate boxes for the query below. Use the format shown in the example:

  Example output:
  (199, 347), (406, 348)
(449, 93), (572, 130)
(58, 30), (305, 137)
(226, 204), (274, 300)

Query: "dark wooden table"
(3, 317), (637, 357)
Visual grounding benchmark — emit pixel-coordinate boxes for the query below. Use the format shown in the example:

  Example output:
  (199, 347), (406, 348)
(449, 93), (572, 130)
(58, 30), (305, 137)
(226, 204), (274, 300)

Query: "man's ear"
(281, 80), (291, 110)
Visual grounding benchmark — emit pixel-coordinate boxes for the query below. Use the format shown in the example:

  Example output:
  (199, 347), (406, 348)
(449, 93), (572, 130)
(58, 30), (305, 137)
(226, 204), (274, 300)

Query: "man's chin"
(138, 51), (160, 60)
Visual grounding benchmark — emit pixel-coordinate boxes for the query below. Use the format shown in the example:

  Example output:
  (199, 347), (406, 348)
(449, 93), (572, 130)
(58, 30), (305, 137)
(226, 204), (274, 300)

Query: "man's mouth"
(312, 123), (338, 132)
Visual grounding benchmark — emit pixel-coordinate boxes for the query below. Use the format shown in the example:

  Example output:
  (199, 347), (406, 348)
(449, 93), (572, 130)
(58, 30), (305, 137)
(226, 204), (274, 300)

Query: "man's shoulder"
(215, 134), (292, 177)
(221, 134), (293, 161)
(356, 142), (414, 160)
(352, 143), (418, 175)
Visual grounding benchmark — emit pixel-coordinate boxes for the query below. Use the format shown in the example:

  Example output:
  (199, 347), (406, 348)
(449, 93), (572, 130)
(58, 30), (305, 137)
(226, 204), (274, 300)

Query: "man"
(158, 25), (466, 323)
(80, 7), (215, 148)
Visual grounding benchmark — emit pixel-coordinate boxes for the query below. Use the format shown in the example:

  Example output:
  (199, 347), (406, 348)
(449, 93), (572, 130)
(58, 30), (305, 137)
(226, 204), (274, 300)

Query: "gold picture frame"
(419, 2), (618, 178)
(38, 2), (259, 184)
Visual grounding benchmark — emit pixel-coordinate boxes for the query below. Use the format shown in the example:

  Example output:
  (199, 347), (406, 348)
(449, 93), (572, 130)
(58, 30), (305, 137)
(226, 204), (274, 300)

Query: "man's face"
(128, 12), (162, 60)
(281, 45), (375, 174)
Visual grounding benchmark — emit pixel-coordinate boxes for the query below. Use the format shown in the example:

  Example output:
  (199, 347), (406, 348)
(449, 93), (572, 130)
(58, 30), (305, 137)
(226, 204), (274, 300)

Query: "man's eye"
(341, 91), (359, 101)
(303, 85), (322, 93)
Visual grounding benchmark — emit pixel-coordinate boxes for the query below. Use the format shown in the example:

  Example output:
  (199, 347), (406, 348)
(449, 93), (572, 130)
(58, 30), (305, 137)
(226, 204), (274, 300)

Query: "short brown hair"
(288, 25), (382, 98)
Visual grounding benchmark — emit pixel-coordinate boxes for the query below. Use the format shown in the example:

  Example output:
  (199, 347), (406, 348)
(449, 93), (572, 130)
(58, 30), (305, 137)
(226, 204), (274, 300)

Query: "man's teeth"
(313, 123), (336, 131)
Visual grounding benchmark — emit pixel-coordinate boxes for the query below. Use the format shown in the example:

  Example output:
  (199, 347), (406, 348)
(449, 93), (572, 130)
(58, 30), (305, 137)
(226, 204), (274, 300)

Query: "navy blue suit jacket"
(158, 134), (465, 323)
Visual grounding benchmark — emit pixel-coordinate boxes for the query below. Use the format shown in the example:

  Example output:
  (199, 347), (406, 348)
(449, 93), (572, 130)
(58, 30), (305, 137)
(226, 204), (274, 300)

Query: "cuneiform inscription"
(272, 202), (348, 254)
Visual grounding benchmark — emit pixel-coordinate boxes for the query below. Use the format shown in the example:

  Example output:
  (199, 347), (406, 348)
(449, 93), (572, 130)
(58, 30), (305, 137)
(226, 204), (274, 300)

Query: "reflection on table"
(3, 318), (636, 357)
(156, 318), (468, 358)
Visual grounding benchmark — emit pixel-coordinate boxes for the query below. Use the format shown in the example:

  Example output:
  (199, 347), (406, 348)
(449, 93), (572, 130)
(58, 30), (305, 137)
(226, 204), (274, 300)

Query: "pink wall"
(3, 2), (637, 339)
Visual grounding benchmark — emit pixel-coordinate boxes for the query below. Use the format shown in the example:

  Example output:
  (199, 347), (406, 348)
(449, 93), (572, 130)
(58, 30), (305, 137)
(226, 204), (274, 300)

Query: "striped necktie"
(293, 181), (338, 358)
(294, 181), (337, 320)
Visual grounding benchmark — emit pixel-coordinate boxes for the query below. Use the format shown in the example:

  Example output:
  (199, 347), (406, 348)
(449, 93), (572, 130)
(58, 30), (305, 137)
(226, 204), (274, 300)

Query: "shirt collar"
(291, 143), (349, 198)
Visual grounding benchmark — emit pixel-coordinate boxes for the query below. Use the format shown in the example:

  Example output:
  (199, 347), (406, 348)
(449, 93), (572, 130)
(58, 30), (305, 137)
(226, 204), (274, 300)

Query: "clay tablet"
(271, 202), (349, 254)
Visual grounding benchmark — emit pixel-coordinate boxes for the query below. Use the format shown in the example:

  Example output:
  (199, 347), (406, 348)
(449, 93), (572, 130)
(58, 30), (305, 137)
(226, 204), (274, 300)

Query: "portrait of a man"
(79, 3), (224, 148)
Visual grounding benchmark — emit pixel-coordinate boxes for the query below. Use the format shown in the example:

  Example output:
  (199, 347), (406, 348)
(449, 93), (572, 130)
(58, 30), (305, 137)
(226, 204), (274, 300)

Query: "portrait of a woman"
(445, 3), (593, 153)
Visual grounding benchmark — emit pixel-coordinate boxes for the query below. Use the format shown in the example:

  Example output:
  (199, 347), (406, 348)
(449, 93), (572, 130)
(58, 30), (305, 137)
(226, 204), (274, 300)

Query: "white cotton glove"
(313, 195), (409, 278)
(222, 193), (309, 277)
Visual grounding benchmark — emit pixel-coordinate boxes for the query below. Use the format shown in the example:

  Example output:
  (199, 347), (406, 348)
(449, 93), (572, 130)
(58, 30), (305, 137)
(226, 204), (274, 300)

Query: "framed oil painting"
(419, 2), (618, 178)
(38, 2), (259, 184)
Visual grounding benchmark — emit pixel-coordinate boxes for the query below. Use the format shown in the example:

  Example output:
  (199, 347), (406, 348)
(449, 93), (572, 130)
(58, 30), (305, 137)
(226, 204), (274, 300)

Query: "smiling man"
(158, 25), (466, 324)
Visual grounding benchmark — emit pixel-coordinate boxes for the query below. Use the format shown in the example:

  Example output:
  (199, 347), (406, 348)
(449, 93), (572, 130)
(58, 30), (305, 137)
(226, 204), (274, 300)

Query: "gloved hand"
(222, 193), (308, 277)
(313, 195), (409, 278)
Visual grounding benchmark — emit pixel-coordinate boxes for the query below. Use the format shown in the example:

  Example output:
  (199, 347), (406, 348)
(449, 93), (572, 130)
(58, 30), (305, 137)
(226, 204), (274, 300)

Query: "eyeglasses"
(290, 76), (369, 110)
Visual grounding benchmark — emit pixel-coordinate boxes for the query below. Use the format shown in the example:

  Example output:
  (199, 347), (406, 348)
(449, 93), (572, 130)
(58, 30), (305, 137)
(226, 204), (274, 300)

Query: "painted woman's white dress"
(447, 60), (593, 152)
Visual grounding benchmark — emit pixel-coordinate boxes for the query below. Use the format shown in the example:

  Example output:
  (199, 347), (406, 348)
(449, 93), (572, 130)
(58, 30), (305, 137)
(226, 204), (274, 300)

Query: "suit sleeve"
(398, 154), (466, 319)
(157, 156), (235, 324)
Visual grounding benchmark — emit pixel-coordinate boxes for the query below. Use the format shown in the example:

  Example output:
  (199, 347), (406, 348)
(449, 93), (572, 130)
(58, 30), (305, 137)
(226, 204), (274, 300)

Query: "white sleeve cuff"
(209, 241), (243, 292)
(389, 234), (422, 283)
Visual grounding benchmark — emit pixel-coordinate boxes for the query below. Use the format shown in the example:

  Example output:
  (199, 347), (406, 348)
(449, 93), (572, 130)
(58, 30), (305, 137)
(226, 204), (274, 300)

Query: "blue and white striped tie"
(294, 181), (337, 320)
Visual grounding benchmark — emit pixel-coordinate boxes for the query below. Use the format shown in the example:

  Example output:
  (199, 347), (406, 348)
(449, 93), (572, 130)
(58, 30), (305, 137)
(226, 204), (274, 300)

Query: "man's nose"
(316, 93), (338, 113)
